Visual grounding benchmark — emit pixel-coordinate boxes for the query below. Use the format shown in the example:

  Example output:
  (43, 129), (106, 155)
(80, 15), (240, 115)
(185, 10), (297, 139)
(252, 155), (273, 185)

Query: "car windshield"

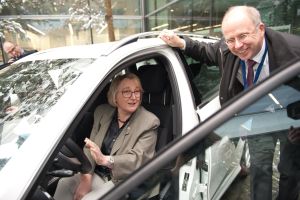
(0, 58), (94, 171)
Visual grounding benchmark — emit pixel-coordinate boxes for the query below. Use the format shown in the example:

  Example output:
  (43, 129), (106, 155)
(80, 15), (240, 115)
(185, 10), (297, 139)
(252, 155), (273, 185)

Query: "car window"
(0, 58), (94, 171)
(110, 74), (300, 200)
(185, 56), (221, 106)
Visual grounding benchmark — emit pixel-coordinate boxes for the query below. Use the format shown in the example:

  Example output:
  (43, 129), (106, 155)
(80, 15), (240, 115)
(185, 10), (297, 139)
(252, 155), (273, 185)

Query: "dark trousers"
(277, 139), (300, 200)
(247, 132), (287, 200)
(277, 174), (299, 200)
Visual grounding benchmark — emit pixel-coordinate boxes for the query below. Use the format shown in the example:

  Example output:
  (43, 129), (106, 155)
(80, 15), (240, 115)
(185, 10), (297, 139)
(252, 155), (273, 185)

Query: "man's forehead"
(222, 17), (254, 36)
(4, 42), (15, 50)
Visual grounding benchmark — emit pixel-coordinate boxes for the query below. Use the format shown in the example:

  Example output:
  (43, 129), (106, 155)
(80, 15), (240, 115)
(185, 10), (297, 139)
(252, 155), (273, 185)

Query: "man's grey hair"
(222, 6), (262, 28)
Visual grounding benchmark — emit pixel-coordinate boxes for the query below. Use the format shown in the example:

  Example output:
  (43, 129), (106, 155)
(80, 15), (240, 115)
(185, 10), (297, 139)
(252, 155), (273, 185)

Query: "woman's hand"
(84, 138), (113, 167)
(84, 138), (110, 167)
(73, 174), (92, 200)
(84, 138), (105, 165)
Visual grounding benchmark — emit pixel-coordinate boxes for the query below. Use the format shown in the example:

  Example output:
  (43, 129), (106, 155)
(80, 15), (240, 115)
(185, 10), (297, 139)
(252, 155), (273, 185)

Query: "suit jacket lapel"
(110, 108), (140, 155)
(94, 108), (115, 148)
(111, 125), (130, 155)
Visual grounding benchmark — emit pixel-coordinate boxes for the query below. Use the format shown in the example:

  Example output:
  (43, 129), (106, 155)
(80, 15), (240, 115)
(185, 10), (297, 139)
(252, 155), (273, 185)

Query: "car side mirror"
(287, 100), (300, 120)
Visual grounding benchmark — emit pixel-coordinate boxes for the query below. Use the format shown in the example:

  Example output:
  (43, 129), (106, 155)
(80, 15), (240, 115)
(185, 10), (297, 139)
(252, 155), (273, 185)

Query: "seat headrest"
(137, 65), (167, 93)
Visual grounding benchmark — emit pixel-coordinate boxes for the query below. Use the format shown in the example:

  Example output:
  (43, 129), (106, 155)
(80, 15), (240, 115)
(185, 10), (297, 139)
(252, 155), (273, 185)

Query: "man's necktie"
(246, 59), (256, 86)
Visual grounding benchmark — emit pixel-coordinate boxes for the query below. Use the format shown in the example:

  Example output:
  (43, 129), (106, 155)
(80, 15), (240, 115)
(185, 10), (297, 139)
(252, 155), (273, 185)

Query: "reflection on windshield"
(0, 58), (94, 170)
(216, 84), (300, 138)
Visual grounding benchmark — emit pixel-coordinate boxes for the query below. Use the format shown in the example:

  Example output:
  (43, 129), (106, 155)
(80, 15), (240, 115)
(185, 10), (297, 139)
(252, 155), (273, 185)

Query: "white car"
(0, 32), (298, 200)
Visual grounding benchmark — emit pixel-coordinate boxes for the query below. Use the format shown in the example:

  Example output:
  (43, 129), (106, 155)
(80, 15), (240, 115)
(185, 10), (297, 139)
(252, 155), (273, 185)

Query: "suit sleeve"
(183, 36), (222, 66)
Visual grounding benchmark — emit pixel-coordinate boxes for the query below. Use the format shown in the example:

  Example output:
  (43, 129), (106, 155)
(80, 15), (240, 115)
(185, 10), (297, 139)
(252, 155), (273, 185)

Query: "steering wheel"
(31, 138), (92, 200)
(50, 138), (92, 177)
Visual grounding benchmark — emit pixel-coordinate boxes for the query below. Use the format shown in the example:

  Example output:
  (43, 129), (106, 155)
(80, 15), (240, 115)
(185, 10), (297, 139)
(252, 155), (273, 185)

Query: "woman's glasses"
(121, 90), (142, 98)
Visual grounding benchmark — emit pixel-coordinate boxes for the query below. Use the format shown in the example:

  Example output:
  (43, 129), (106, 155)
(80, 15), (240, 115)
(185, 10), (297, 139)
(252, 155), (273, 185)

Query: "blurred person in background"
(3, 41), (37, 64)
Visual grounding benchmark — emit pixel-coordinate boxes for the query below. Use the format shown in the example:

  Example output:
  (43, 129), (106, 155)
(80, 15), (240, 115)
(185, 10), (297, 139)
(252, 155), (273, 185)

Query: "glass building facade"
(1, 0), (300, 64)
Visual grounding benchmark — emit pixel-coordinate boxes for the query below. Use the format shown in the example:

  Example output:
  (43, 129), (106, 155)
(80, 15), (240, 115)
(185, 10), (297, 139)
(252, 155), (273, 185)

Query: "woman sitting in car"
(54, 73), (160, 200)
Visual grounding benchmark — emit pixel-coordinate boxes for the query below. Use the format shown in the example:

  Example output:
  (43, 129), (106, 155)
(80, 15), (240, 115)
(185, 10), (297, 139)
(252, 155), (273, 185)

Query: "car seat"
(136, 64), (173, 152)
(129, 64), (175, 199)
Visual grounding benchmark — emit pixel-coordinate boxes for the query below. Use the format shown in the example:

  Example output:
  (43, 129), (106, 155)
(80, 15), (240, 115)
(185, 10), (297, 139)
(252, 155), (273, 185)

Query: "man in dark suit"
(159, 5), (300, 200)
(3, 41), (37, 63)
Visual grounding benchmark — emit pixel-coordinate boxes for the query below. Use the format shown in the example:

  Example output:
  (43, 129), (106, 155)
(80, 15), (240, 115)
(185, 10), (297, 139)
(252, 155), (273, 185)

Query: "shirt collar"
(252, 39), (266, 63)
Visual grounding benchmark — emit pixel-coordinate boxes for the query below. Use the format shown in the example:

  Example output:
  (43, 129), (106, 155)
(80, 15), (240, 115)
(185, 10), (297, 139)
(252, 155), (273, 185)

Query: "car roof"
(16, 31), (220, 63)
(15, 42), (116, 62)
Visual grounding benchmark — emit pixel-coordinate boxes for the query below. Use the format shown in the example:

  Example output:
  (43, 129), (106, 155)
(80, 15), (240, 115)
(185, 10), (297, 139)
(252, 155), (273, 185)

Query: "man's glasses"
(121, 90), (142, 98)
(7, 46), (16, 55)
(225, 25), (259, 47)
